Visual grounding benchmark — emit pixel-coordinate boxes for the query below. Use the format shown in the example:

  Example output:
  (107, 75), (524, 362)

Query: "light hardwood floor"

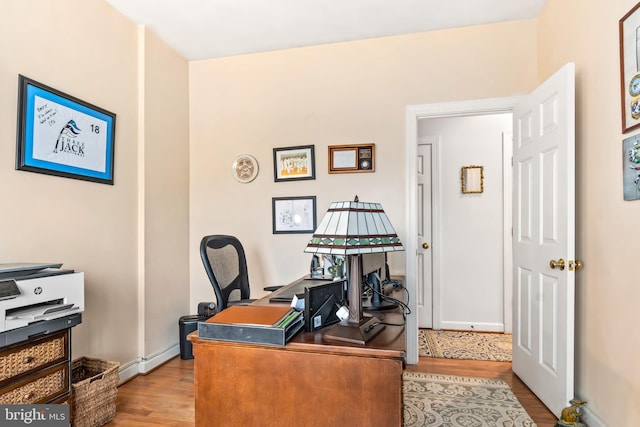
(109, 355), (557, 426)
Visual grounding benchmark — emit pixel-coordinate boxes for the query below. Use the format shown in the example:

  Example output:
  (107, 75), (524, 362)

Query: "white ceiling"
(105, 0), (547, 61)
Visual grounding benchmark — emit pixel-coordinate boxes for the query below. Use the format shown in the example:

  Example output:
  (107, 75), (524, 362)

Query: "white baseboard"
(118, 360), (140, 384)
(580, 406), (606, 427)
(117, 344), (180, 385)
(438, 321), (505, 333)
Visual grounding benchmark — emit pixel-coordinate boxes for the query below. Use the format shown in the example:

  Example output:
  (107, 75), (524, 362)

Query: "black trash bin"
(179, 315), (209, 360)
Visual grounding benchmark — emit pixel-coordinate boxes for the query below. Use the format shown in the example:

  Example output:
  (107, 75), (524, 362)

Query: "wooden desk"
(190, 277), (406, 427)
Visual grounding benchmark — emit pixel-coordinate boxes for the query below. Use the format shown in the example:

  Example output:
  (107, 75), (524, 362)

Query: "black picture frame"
(16, 75), (116, 184)
(273, 145), (315, 182)
(304, 279), (346, 332)
(272, 196), (317, 234)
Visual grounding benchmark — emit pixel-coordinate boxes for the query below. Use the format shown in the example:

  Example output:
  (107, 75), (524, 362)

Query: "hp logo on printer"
(34, 286), (43, 295)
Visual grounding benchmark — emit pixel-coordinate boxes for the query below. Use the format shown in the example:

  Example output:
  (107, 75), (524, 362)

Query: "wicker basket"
(71, 357), (119, 427)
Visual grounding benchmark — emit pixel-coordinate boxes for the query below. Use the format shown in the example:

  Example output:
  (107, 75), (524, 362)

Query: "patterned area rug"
(403, 372), (536, 427)
(419, 329), (512, 362)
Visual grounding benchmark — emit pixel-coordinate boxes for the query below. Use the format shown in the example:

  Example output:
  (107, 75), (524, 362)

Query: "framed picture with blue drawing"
(15, 75), (116, 184)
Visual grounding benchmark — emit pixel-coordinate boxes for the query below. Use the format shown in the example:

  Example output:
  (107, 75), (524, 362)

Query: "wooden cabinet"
(191, 336), (404, 426)
(0, 329), (72, 405)
(190, 281), (407, 426)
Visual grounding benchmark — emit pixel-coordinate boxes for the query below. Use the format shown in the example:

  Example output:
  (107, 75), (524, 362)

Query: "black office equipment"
(304, 279), (345, 332)
(309, 254), (322, 277)
(268, 278), (319, 303)
(362, 253), (398, 311)
(179, 315), (210, 359)
(362, 271), (397, 311)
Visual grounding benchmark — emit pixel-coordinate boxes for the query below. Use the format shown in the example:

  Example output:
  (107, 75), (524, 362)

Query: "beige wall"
(140, 28), (190, 362)
(0, 0), (190, 372)
(0, 0), (139, 363)
(188, 20), (538, 306)
(538, 0), (640, 424)
(3, 1), (635, 422)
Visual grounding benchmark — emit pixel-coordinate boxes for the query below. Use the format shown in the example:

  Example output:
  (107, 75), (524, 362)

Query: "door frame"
(405, 96), (521, 365)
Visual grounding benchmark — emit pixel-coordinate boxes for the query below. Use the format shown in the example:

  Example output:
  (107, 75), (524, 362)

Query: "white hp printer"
(0, 263), (84, 347)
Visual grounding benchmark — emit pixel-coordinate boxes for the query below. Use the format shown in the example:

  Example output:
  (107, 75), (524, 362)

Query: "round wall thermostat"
(232, 154), (259, 183)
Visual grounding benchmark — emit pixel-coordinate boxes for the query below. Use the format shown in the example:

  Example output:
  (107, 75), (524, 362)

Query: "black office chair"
(200, 235), (282, 312)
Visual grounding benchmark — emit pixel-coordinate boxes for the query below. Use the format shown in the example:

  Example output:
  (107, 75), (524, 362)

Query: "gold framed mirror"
(461, 165), (484, 194)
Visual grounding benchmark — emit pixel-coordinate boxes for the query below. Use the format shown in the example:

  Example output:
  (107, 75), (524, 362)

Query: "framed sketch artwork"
(272, 196), (317, 234)
(16, 75), (116, 184)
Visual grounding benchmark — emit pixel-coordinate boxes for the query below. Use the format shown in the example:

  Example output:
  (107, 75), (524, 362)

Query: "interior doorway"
(416, 114), (513, 333)
(407, 63), (576, 418)
(404, 97), (522, 366)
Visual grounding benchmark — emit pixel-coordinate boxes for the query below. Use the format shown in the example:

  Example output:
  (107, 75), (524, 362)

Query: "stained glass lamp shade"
(304, 197), (403, 344)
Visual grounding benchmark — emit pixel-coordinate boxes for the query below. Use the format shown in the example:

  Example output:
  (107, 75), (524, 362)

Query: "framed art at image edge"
(15, 75), (116, 184)
(619, 3), (640, 133)
(623, 134), (640, 200)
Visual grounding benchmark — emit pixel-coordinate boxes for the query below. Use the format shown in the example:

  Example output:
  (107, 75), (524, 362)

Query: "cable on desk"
(364, 315), (407, 333)
(363, 280), (411, 316)
(360, 281), (410, 332)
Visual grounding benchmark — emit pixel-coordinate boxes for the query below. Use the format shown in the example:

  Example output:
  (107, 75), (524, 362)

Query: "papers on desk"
(291, 294), (304, 311)
(197, 305), (304, 346)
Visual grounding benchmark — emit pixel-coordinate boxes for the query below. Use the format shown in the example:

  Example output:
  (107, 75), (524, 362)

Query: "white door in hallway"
(417, 139), (434, 328)
(512, 62), (576, 418)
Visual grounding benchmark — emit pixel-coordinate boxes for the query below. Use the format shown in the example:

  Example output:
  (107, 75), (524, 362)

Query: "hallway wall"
(418, 114), (512, 332)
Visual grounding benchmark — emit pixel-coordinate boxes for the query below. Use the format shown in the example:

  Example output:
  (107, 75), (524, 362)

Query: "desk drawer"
(0, 363), (68, 404)
(0, 331), (68, 383)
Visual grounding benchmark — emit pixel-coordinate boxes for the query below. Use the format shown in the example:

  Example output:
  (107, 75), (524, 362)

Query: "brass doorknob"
(549, 258), (565, 270)
(422, 243), (430, 249)
(569, 260), (583, 271)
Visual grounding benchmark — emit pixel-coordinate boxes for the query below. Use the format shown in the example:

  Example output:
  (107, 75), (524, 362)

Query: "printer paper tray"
(6, 303), (79, 321)
(0, 313), (82, 347)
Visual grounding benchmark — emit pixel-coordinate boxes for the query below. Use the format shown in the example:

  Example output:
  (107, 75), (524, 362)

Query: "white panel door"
(512, 62), (576, 417)
(417, 141), (433, 328)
